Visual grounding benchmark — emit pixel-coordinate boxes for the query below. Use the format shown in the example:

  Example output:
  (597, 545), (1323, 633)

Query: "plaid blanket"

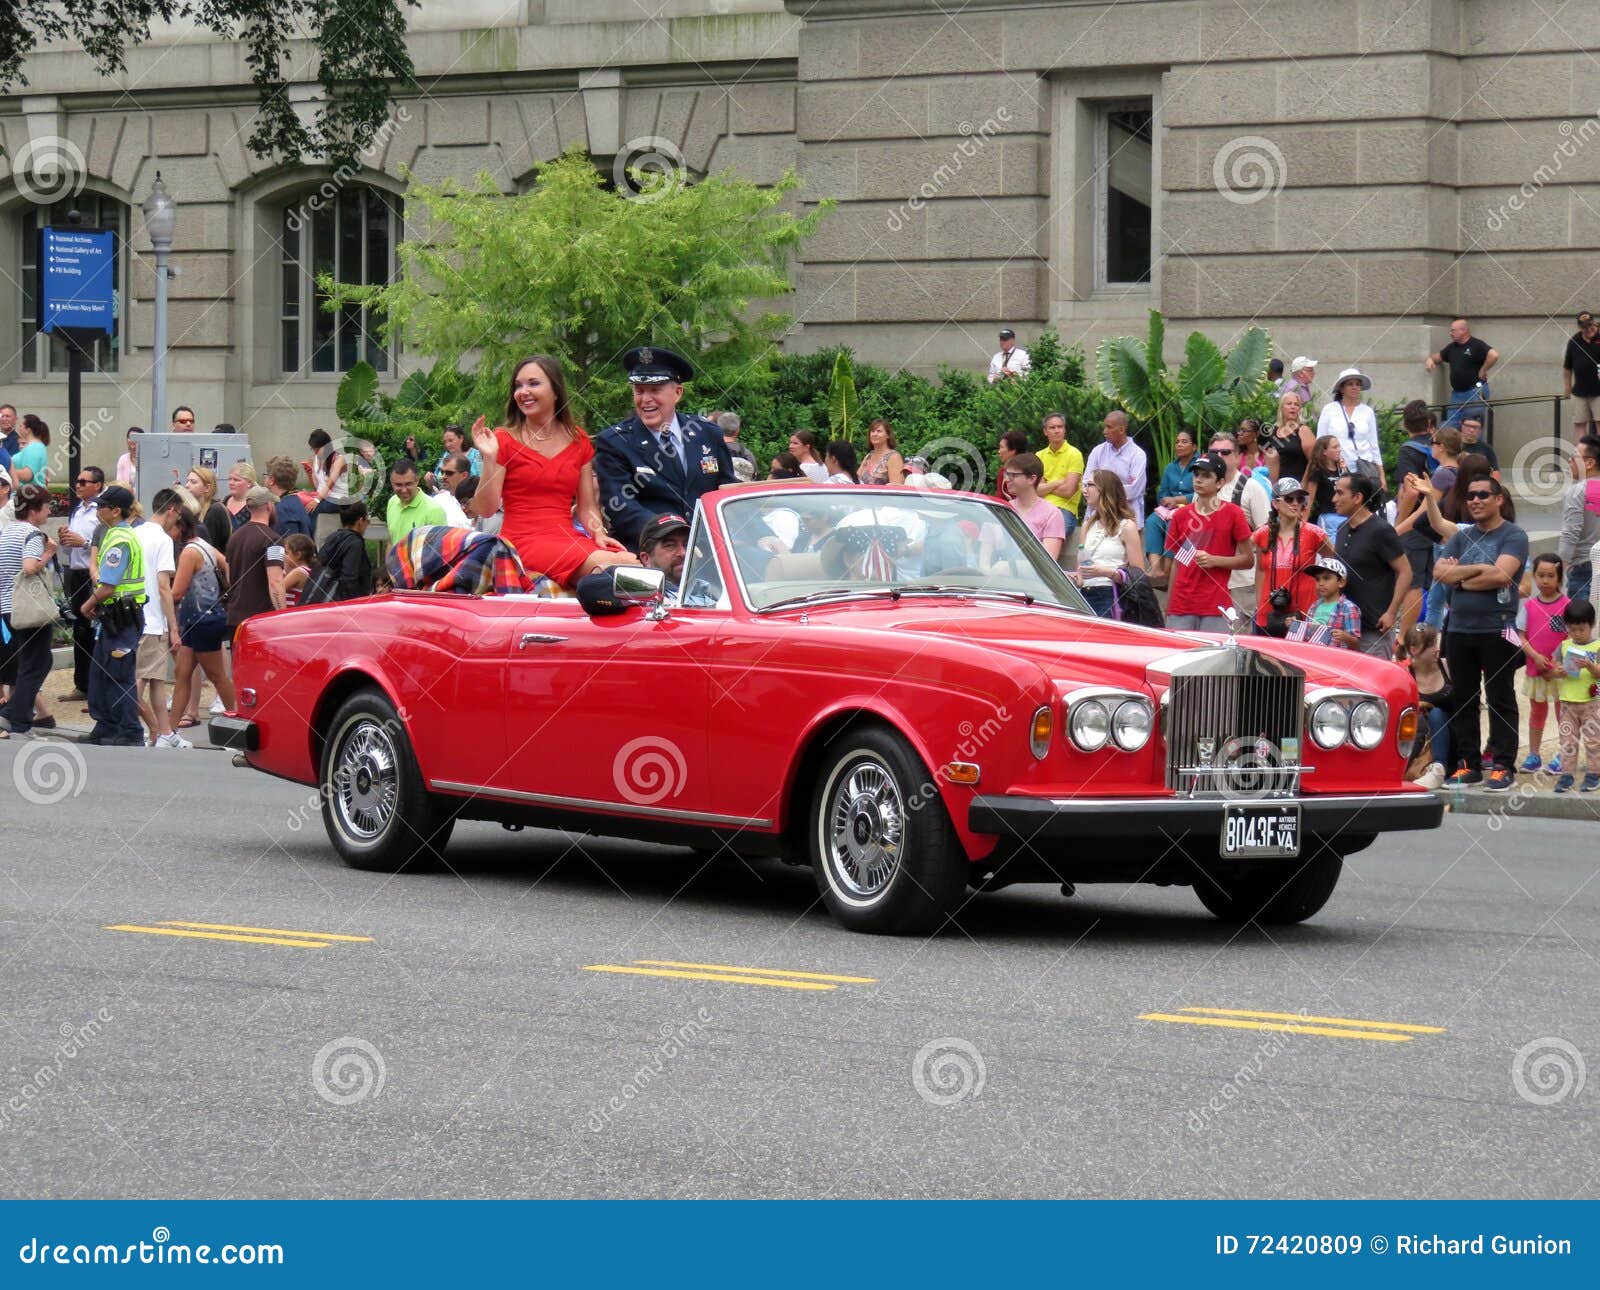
(385, 525), (550, 597)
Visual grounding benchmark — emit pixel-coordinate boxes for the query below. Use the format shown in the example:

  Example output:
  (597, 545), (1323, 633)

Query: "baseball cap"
(998, 328), (1016, 340)
(1272, 477), (1309, 500)
(97, 485), (135, 512)
(1291, 356), (1317, 371)
(1579, 311), (1595, 327)
(1190, 452), (1226, 476)
(639, 512), (690, 548)
(1307, 556), (1348, 581)
(0, 467), (10, 487)
(244, 485), (274, 509)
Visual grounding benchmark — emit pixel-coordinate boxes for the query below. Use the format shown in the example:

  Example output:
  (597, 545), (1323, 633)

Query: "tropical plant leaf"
(1144, 308), (1167, 379)
(394, 369), (432, 409)
(1223, 326), (1271, 391)
(1098, 336), (1156, 416)
(826, 350), (860, 441)
(335, 360), (381, 424)
(1178, 332), (1226, 405)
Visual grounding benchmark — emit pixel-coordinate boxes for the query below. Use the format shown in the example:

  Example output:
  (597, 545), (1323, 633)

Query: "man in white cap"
(988, 329), (1031, 384)
(1280, 356), (1316, 405)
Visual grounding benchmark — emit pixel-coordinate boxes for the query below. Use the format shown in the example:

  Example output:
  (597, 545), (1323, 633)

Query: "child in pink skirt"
(1516, 554), (1569, 772)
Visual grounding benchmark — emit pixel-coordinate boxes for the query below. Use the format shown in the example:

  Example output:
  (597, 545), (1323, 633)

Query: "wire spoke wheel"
(331, 719), (401, 843)
(826, 758), (905, 898)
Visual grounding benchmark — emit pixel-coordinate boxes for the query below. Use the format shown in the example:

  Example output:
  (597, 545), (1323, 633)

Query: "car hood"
(823, 602), (1405, 695)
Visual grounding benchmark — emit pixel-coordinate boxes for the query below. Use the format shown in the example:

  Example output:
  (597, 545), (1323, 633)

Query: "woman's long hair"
(1443, 453), (1517, 523)
(503, 355), (574, 432)
(826, 440), (860, 483)
(867, 418), (898, 451)
(1089, 469), (1133, 532)
(1308, 434), (1341, 474)
(189, 465), (218, 507)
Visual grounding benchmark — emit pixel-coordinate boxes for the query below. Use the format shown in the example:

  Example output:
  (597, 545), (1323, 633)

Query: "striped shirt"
(0, 521), (46, 615)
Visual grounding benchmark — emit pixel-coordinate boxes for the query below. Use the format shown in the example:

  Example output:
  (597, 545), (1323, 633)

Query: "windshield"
(718, 489), (1091, 613)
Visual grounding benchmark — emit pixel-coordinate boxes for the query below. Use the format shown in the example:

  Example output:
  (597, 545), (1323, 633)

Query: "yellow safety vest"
(98, 525), (148, 605)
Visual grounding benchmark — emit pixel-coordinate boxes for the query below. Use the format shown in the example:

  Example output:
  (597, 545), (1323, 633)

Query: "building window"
(1094, 102), (1153, 288)
(279, 186), (400, 374)
(19, 194), (126, 374)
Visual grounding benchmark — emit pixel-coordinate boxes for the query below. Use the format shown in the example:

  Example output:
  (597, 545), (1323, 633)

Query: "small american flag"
(1502, 624), (1522, 647)
(1288, 618), (1333, 645)
(1172, 539), (1198, 568)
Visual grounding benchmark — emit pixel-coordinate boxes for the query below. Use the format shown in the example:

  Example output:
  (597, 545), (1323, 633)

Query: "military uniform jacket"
(593, 413), (737, 550)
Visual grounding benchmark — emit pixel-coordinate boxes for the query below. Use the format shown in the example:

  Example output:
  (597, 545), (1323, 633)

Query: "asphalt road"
(0, 740), (1594, 1200)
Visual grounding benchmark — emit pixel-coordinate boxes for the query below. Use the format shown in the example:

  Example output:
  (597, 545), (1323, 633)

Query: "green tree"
(1, 0), (417, 168)
(324, 149), (832, 431)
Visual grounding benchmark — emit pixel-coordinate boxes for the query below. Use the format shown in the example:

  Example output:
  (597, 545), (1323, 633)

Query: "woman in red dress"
(471, 355), (638, 586)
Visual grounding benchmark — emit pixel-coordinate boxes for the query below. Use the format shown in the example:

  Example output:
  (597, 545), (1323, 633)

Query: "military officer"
(79, 485), (149, 746)
(594, 346), (736, 551)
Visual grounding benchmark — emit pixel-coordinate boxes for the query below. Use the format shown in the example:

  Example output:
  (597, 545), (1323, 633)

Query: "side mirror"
(613, 565), (666, 605)
(577, 564), (667, 618)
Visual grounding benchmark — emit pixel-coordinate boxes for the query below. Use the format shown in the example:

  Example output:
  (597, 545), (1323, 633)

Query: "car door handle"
(518, 633), (568, 648)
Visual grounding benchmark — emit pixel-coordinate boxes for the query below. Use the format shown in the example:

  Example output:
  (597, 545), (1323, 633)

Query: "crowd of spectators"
(4, 313), (1600, 792)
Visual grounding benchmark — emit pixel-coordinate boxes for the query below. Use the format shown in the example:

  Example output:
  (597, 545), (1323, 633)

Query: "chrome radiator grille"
(1163, 654), (1306, 797)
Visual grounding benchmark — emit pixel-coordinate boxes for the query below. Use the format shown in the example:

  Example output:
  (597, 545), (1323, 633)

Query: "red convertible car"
(213, 485), (1442, 935)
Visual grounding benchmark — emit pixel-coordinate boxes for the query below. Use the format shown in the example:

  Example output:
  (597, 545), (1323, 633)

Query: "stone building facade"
(1, 0), (1592, 470)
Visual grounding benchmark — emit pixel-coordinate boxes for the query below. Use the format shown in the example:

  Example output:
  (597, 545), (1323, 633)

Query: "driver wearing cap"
(576, 511), (720, 613)
(594, 345), (736, 552)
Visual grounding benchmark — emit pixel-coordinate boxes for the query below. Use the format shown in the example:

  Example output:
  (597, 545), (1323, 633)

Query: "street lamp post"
(141, 172), (177, 435)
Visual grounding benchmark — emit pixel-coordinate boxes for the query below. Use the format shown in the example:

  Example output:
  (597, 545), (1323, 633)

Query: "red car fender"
(772, 692), (1025, 863)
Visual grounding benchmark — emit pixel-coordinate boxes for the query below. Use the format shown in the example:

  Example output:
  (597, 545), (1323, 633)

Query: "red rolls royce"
(212, 485), (1442, 935)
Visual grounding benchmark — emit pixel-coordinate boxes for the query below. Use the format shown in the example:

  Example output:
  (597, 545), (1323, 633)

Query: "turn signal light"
(1030, 707), (1053, 759)
(1397, 706), (1419, 759)
(942, 762), (981, 785)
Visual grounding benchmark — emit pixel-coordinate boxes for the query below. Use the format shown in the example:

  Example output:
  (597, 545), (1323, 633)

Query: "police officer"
(79, 485), (148, 746)
(593, 346), (736, 551)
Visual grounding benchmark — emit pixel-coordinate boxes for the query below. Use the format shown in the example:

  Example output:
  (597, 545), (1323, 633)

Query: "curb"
(32, 725), (226, 753)
(1438, 787), (1600, 822)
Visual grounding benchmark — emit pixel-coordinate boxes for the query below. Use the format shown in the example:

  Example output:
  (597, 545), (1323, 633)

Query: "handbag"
(10, 567), (57, 629)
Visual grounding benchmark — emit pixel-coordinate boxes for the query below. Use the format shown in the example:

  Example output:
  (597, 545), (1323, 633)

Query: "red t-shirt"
(1251, 522), (1327, 625)
(1164, 500), (1251, 617)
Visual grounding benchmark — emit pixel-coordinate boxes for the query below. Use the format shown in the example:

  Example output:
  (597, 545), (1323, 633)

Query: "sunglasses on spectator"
(1209, 448), (1233, 455)
(1465, 490), (1495, 500)
(75, 477), (97, 485)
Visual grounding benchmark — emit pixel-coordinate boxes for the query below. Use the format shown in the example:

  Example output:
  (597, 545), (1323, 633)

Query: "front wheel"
(808, 726), (967, 935)
(320, 689), (454, 873)
(1192, 835), (1349, 925)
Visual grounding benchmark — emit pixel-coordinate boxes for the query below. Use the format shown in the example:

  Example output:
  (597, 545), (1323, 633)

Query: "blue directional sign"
(38, 225), (116, 336)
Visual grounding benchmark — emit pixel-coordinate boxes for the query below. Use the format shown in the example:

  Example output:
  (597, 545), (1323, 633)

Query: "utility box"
(134, 433), (255, 512)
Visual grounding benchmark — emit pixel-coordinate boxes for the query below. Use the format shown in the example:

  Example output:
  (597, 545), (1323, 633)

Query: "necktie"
(660, 429), (682, 478)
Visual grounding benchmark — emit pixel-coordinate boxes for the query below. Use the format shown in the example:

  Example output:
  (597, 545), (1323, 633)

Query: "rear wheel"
(1192, 835), (1355, 924)
(809, 726), (967, 934)
(320, 689), (454, 873)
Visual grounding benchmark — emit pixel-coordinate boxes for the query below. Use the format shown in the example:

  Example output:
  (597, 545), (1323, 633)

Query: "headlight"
(1310, 698), (1349, 749)
(1350, 699), (1388, 750)
(1068, 698), (1112, 752)
(1111, 699), (1154, 751)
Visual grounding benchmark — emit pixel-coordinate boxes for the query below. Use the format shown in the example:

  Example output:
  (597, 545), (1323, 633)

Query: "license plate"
(1220, 803), (1301, 859)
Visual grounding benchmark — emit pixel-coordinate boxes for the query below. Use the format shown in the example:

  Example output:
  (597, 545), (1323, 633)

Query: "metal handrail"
(1425, 393), (1571, 446)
